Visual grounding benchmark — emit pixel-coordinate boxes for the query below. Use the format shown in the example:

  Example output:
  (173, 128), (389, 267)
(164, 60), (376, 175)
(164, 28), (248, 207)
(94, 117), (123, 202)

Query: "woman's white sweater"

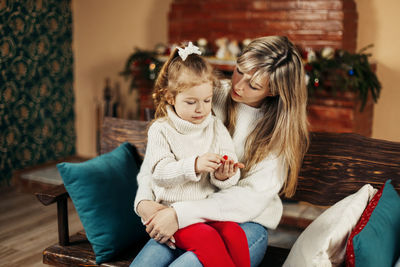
(135, 81), (287, 230)
(137, 106), (240, 206)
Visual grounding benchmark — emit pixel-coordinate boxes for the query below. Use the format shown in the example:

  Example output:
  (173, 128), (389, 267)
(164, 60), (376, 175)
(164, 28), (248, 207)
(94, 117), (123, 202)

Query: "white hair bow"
(177, 42), (202, 61)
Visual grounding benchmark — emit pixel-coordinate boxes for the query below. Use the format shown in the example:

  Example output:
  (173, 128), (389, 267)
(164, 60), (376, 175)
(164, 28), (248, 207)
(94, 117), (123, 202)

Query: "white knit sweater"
(135, 80), (287, 230)
(137, 105), (240, 206)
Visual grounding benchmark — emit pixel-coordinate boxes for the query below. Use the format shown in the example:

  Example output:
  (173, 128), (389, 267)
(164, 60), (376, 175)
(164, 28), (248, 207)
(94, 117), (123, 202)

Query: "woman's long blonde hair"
(152, 47), (219, 119)
(226, 36), (309, 198)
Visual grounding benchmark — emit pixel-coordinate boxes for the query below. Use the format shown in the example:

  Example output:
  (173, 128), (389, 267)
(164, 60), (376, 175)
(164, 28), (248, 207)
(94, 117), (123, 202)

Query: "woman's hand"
(136, 200), (167, 222)
(195, 153), (223, 173)
(145, 207), (179, 245)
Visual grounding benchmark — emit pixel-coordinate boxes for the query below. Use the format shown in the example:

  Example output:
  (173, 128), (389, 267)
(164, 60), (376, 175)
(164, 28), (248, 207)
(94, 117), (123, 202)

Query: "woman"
(132, 36), (309, 267)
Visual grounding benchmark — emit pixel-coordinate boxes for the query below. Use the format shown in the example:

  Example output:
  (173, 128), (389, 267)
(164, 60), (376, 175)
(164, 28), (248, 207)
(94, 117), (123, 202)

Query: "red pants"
(174, 221), (250, 267)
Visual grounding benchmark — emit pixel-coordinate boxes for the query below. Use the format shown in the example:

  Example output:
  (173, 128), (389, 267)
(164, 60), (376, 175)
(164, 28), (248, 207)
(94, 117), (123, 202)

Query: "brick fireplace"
(165, 0), (374, 137)
(168, 0), (357, 52)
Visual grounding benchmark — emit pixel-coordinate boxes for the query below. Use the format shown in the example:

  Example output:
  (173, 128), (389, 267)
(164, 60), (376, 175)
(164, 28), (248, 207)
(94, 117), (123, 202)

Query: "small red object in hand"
(223, 155), (228, 160)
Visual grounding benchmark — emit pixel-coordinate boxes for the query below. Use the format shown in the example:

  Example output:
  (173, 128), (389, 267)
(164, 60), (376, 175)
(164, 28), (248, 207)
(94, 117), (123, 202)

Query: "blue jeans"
(130, 222), (268, 267)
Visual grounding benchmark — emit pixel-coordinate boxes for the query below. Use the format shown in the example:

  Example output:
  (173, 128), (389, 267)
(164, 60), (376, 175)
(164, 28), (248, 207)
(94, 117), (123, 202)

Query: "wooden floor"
(0, 187), (83, 267)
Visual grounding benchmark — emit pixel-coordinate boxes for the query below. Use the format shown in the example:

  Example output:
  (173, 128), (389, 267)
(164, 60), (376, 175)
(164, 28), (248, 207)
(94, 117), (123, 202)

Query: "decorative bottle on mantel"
(103, 78), (112, 117)
(112, 82), (122, 118)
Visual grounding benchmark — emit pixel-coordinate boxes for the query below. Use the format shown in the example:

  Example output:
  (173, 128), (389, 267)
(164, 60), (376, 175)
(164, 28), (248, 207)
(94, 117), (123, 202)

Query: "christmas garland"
(120, 48), (162, 92)
(303, 45), (381, 111)
(121, 45), (381, 112)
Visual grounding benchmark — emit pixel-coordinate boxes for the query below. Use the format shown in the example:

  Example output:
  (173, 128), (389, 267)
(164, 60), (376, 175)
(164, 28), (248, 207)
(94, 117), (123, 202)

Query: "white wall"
(356, 0), (400, 142)
(73, 0), (173, 157)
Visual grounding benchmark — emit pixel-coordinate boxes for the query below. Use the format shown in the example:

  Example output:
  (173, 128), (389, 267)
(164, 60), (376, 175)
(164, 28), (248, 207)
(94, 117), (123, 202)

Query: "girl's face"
(172, 82), (213, 124)
(231, 66), (271, 108)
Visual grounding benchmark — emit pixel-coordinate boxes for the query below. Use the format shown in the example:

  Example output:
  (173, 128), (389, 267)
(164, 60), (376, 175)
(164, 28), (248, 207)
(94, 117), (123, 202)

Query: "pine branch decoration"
(304, 45), (381, 111)
(120, 48), (162, 92)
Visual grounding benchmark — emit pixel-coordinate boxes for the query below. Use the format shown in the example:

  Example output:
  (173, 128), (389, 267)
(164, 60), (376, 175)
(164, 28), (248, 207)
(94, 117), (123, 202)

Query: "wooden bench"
(36, 117), (400, 267)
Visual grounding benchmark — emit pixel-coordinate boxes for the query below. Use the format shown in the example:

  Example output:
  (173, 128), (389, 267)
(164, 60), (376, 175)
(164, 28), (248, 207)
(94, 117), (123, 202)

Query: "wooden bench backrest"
(101, 117), (149, 158)
(101, 117), (400, 207)
(294, 132), (400, 205)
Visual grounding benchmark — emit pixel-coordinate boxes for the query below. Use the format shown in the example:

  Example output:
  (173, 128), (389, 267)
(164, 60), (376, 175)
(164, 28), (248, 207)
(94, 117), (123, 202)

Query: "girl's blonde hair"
(226, 36), (309, 198)
(153, 47), (219, 119)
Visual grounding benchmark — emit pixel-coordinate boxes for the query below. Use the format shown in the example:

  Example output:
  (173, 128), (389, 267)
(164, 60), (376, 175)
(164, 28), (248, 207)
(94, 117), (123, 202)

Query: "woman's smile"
(231, 89), (241, 98)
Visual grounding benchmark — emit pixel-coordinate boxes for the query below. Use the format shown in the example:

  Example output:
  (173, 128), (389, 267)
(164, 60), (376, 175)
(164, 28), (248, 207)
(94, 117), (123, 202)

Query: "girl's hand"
(214, 157), (245, 181)
(137, 200), (167, 222)
(195, 153), (223, 173)
(145, 207), (179, 245)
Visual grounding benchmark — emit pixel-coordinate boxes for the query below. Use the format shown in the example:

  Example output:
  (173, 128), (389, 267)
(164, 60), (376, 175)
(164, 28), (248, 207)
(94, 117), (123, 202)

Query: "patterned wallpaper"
(0, 0), (75, 184)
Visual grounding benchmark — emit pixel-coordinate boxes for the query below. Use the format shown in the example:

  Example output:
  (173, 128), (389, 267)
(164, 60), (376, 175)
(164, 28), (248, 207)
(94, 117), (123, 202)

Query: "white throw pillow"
(283, 184), (377, 267)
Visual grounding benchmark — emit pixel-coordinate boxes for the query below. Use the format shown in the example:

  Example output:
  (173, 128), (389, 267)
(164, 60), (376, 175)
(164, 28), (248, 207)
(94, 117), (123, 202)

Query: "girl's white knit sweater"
(135, 81), (287, 230)
(138, 106), (240, 206)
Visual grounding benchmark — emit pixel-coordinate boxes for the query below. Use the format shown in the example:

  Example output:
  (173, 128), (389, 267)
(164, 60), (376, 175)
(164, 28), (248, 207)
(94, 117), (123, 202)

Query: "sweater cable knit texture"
(141, 105), (240, 206)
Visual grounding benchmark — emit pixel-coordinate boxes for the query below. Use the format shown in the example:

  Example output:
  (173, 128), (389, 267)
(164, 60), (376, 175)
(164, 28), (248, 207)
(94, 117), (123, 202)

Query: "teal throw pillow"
(57, 142), (147, 264)
(346, 180), (400, 267)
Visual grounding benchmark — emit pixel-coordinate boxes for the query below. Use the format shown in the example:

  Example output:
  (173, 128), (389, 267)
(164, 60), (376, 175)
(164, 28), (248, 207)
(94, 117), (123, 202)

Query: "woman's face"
(231, 66), (271, 108)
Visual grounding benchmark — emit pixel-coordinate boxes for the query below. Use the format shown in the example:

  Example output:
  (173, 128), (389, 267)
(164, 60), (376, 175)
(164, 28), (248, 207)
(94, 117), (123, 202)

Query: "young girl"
(132, 42), (250, 267)
(133, 36), (309, 267)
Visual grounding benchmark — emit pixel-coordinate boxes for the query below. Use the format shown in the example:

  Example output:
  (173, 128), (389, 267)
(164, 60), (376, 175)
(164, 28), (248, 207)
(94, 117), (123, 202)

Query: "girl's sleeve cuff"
(210, 171), (240, 189)
(183, 155), (201, 182)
